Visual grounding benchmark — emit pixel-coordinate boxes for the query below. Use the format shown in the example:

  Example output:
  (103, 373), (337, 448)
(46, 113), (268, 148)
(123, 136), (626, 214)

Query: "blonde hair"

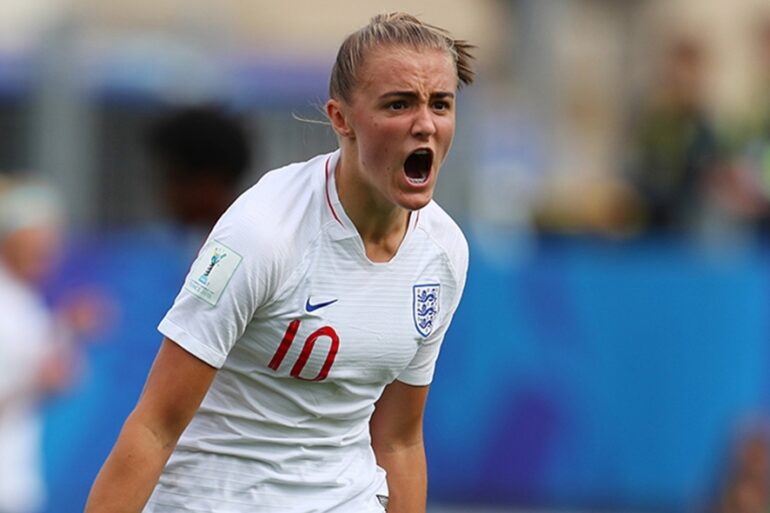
(329, 12), (475, 103)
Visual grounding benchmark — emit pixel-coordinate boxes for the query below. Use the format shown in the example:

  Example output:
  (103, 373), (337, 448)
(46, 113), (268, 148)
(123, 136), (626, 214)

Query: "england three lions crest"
(413, 283), (440, 337)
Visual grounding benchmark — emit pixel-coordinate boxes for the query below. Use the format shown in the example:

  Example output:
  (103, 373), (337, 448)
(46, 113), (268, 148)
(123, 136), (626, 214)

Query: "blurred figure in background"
(710, 14), (770, 235)
(147, 105), (253, 238)
(624, 35), (722, 233)
(0, 177), (78, 513)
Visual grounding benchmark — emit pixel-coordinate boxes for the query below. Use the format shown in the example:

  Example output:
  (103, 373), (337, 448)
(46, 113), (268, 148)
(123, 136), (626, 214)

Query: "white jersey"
(0, 263), (54, 513)
(147, 150), (468, 513)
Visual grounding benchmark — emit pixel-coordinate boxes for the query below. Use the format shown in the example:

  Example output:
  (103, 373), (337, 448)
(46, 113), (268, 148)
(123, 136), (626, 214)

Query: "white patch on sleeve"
(184, 240), (243, 306)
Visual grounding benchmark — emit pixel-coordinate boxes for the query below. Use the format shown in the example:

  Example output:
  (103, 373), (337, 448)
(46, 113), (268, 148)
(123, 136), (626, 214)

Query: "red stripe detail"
(325, 157), (342, 225)
(268, 319), (300, 371)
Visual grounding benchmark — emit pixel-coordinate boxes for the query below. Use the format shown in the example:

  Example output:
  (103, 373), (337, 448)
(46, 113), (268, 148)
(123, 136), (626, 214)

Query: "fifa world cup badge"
(198, 248), (227, 285)
(413, 283), (440, 337)
(185, 241), (242, 306)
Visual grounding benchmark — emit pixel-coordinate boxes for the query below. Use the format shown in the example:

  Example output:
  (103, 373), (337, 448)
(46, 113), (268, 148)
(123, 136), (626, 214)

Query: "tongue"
(404, 152), (431, 180)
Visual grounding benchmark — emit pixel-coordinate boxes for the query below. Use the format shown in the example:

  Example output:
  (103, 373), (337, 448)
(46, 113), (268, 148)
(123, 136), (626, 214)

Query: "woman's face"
(333, 45), (458, 213)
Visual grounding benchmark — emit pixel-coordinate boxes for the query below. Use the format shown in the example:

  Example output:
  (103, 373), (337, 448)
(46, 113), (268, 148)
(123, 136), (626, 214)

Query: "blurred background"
(3, 0), (770, 511)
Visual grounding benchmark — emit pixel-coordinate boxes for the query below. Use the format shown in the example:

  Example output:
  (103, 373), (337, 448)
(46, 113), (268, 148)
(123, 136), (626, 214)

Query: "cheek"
(358, 120), (399, 158)
(437, 119), (455, 149)
(439, 115), (456, 137)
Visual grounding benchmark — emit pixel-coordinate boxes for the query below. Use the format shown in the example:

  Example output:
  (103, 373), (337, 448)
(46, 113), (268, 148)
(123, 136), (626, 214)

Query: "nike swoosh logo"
(305, 298), (338, 312)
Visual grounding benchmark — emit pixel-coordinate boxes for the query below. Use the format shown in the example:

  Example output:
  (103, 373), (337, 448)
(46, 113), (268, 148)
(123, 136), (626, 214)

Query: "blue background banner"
(42, 229), (770, 512)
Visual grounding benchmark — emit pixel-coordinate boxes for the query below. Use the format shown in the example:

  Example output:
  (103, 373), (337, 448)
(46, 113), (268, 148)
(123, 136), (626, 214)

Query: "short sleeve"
(396, 237), (469, 386)
(394, 310), (454, 386)
(158, 202), (280, 368)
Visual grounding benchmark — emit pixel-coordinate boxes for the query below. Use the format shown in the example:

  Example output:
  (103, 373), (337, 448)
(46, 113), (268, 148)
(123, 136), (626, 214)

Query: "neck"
(335, 155), (410, 263)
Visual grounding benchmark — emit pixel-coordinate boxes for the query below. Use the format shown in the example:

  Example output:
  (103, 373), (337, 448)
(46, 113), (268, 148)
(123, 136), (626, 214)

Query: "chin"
(397, 192), (433, 211)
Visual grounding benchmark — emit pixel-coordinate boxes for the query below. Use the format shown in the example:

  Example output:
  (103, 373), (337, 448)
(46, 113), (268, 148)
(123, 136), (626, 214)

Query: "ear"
(326, 99), (355, 139)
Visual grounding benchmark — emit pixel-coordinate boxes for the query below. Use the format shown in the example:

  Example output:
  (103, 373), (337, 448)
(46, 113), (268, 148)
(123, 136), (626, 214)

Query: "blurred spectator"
(146, 105), (253, 234)
(0, 177), (79, 513)
(709, 15), (770, 234)
(624, 35), (722, 233)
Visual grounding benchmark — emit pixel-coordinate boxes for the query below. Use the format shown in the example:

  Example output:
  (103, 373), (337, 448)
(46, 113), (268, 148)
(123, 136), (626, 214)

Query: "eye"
(387, 100), (408, 111)
(432, 100), (452, 112)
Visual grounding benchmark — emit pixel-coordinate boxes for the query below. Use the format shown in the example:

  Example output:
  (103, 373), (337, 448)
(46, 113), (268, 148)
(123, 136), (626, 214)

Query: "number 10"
(268, 320), (340, 382)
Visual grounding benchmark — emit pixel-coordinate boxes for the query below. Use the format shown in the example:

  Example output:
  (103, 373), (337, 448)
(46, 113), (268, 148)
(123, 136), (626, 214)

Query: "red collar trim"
(325, 154), (423, 231)
(324, 156), (343, 226)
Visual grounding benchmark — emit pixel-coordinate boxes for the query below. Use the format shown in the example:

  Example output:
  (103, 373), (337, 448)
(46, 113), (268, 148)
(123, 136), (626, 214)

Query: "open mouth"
(404, 149), (433, 185)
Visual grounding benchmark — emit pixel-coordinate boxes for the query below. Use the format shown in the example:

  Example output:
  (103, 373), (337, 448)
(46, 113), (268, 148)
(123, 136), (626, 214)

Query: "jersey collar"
(323, 150), (422, 244)
(324, 150), (357, 241)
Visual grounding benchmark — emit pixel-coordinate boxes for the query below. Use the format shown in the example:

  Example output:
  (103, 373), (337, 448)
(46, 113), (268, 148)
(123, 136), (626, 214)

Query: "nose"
(411, 104), (436, 138)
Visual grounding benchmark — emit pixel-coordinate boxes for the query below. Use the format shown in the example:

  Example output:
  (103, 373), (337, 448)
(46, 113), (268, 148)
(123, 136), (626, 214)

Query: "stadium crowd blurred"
(3, 0), (770, 512)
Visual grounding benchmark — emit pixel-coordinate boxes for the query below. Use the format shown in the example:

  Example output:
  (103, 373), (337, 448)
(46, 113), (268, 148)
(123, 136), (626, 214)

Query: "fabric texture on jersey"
(148, 150), (469, 513)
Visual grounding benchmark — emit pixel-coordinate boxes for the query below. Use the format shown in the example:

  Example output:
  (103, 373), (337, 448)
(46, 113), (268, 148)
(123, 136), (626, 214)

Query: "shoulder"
(199, 152), (335, 298)
(233, 153), (329, 222)
(416, 201), (469, 278)
(249, 153), (329, 203)
(214, 152), (332, 249)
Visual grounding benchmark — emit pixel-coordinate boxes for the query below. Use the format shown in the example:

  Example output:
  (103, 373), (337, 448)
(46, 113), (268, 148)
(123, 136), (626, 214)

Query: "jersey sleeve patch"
(184, 240), (243, 306)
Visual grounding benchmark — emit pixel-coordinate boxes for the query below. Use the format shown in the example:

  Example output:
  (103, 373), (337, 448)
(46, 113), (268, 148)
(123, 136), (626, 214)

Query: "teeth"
(404, 149), (432, 184)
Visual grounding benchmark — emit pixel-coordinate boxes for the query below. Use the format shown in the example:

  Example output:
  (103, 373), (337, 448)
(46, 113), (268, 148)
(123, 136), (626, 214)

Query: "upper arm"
(370, 380), (430, 450)
(131, 337), (218, 448)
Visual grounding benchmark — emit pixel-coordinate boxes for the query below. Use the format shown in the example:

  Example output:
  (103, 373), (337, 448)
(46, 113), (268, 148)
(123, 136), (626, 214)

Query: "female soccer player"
(86, 12), (474, 513)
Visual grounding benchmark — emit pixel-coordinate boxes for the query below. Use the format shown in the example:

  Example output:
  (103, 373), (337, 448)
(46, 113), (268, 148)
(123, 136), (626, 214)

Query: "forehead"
(354, 45), (457, 97)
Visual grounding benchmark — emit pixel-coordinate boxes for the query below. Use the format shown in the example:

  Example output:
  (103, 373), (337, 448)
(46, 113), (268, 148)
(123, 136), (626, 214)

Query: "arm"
(370, 380), (430, 513)
(85, 338), (217, 513)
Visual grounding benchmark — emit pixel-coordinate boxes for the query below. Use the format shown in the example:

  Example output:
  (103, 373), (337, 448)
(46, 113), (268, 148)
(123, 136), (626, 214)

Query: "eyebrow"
(380, 91), (456, 100)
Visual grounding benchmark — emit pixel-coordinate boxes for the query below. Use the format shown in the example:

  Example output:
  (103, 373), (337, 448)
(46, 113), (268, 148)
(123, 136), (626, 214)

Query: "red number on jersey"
(268, 321), (340, 382)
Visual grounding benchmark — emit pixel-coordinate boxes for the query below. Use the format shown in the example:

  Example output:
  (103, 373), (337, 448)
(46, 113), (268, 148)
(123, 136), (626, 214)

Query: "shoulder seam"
(418, 224), (466, 291)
